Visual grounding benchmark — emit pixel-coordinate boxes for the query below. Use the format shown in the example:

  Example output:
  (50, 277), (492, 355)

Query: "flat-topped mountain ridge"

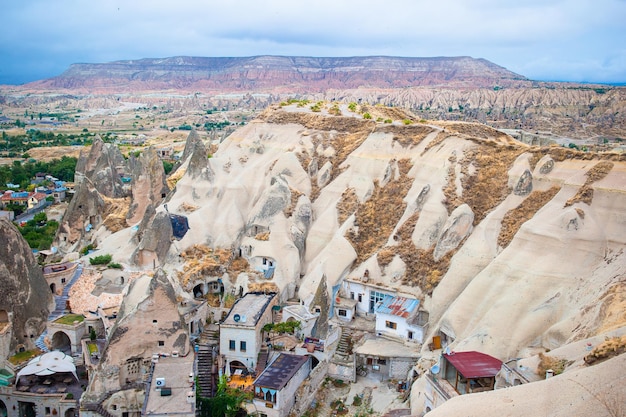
(28, 55), (527, 91)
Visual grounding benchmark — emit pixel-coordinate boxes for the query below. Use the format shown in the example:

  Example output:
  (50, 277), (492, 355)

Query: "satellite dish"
(233, 314), (241, 322)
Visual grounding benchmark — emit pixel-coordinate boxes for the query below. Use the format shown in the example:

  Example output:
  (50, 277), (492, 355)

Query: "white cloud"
(1, 0), (625, 83)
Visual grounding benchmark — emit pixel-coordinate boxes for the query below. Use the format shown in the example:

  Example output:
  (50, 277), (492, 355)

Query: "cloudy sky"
(1, 0), (625, 85)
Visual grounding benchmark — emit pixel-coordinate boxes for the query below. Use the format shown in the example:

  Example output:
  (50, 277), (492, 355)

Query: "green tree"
(10, 161), (28, 185)
(197, 375), (249, 417)
(33, 212), (47, 224)
(162, 161), (174, 175)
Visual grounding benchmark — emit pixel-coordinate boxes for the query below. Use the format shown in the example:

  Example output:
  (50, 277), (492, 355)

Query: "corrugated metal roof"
(375, 295), (419, 318)
(254, 353), (309, 390)
(444, 351), (502, 378)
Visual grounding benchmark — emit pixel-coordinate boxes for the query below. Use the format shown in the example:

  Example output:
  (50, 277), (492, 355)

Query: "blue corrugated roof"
(375, 295), (419, 318)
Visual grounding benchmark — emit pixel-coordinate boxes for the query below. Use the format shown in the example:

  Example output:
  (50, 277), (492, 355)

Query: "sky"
(1, 0), (625, 85)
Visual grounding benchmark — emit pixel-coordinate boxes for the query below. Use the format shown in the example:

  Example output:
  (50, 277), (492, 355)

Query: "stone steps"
(35, 264), (84, 353)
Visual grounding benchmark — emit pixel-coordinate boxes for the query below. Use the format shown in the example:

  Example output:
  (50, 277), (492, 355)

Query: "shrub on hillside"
(89, 254), (112, 265)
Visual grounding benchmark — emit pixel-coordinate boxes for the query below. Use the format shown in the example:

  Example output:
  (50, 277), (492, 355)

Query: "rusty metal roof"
(375, 295), (419, 318)
(444, 351), (502, 378)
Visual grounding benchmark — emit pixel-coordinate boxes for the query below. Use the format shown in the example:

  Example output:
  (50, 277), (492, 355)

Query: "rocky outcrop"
(54, 136), (130, 254)
(83, 269), (188, 409)
(126, 147), (169, 225)
(131, 210), (173, 268)
(54, 178), (106, 253)
(0, 219), (52, 354)
(75, 135), (127, 198)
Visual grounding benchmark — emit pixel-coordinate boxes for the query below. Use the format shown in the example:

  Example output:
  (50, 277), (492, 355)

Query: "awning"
(16, 350), (78, 384)
(444, 351), (502, 379)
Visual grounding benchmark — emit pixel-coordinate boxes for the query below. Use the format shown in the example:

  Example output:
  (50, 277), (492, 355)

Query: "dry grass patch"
(167, 167), (186, 189)
(442, 153), (460, 215)
(259, 108), (375, 133)
(283, 188), (303, 217)
(451, 143), (524, 225)
(584, 335), (626, 365)
(537, 352), (572, 377)
(255, 232), (270, 241)
(228, 257), (250, 276)
(596, 281), (626, 334)
(422, 129), (452, 155)
(346, 159), (413, 264)
(337, 188), (359, 225)
(102, 196), (130, 232)
(248, 281), (279, 293)
(296, 127), (371, 201)
(371, 105), (415, 122)
(376, 247), (396, 268)
(179, 202), (199, 213)
(565, 161), (614, 207)
(375, 124), (434, 148)
(498, 186), (561, 248)
(178, 245), (231, 287)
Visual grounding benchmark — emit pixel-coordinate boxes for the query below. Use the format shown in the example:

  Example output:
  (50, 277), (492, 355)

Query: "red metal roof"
(444, 351), (502, 378)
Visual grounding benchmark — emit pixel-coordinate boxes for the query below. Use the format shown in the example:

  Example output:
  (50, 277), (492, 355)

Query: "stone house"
(219, 292), (278, 376)
(354, 337), (421, 382)
(251, 353), (310, 417)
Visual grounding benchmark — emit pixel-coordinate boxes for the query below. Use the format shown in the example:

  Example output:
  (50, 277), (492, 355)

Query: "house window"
(158, 341), (164, 347)
(378, 359), (387, 365)
(358, 294), (363, 303)
(240, 341), (247, 352)
(61, 278), (66, 284)
(366, 358), (373, 365)
(153, 319), (158, 323)
(408, 331), (414, 340)
(369, 291), (386, 312)
(350, 292), (355, 299)
(229, 340), (236, 351)
(385, 321), (397, 329)
(45, 407), (51, 415)
(338, 309), (347, 317)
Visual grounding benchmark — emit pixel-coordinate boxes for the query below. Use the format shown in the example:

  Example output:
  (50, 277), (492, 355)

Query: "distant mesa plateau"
(4, 55), (625, 141)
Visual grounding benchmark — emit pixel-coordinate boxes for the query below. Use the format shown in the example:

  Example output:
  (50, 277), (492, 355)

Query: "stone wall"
(289, 360), (329, 417)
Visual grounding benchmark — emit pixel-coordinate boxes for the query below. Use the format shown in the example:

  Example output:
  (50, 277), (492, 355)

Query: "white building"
(220, 292), (277, 376)
(375, 295), (428, 344)
(342, 277), (396, 317)
(252, 354), (310, 417)
(280, 304), (318, 338)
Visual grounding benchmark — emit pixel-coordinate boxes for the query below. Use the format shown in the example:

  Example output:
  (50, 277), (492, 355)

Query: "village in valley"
(0, 87), (625, 417)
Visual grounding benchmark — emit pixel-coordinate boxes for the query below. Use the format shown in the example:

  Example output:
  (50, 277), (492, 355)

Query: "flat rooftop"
(355, 337), (421, 359)
(144, 355), (195, 416)
(222, 292), (276, 327)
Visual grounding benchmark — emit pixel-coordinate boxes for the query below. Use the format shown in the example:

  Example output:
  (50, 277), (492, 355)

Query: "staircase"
(335, 328), (353, 360)
(35, 263), (84, 352)
(256, 347), (269, 375)
(196, 324), (219, 398)
(196, 345), (215, 398)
